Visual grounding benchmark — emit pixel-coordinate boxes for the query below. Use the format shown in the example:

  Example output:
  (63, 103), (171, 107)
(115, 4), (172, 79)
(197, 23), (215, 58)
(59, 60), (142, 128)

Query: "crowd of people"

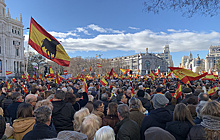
(0, 77), (220, 140)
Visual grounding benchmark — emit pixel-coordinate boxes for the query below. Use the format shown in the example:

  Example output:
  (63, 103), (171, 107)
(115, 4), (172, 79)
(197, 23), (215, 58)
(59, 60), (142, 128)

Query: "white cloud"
(129, 26), (140, 30)
(24, 26), (220, 55)
(76, 27), (90, 35)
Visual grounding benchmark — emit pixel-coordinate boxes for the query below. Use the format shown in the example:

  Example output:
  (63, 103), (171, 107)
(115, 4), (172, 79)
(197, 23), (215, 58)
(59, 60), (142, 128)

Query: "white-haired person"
(74, 108), (90, 131)
(94, 126), (115, 140)
(80, 114), (100, 140)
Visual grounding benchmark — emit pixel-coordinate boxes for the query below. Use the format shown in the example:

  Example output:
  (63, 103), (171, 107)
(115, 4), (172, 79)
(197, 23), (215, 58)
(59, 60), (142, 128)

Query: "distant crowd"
(0, 77), (220, 140)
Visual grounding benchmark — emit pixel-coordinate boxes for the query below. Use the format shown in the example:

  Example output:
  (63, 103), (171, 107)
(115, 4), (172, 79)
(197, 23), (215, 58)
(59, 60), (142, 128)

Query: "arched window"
(144, 60), (150, 70)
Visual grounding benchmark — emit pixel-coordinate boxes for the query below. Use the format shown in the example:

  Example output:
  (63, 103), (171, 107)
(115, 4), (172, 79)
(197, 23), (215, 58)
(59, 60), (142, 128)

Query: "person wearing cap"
(140, 94), (172, 140)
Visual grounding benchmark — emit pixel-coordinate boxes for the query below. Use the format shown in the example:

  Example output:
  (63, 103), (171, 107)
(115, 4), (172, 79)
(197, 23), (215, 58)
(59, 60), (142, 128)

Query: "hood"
(13, 117), (35, 133)
(150, 108), (172, 123)
(52, 101), (66, 114)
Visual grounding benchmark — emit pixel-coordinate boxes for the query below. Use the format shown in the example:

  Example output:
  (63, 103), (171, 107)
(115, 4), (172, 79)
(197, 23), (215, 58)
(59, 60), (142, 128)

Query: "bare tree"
(144, 0), (220, 17)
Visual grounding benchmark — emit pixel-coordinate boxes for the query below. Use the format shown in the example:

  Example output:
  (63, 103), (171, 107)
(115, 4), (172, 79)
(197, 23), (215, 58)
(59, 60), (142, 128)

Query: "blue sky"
(6, 0), (220, 66)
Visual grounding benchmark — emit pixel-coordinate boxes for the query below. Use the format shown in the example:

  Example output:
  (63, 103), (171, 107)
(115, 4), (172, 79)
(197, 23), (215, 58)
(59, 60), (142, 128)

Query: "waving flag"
(6, 71), (12, 75)
(28, 17), (70, 66)
(100, 77), (108, 87)
(120, 68), (130, 75)
(173, 81), (182, 99)
(39, 74), (43, 80)
(24, 70), (30, 81)
(208, 85), (218, 96)
(6, 82), (11, 89)
(150, 70), (157, 81)
(56, 72), (61, 84)
(169, 67), (208, 84)
(81, 67), (85, 73)
(49, 66), (54, 78)
(97, 63), (102, 68)
(89, 66), (92, 71)
(32, 74), (37, 80)
(83, 79), (88, 95)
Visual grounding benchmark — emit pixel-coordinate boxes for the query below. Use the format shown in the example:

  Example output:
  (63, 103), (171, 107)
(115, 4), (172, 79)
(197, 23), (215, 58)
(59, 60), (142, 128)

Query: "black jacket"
(165, 103), (175, 113)
(166, 121), (193, 140)
(6, 102), (22, 122)
(140, 108), (173, 140)
(187, 124), (206, 140)
(137, 97), (152, 112)
(22, 123), (57, 140)
(51, 100), (75, 133)
(73, 92), (88, 111)
(0, 92), (6, 107)
(116, 117), (140, 140)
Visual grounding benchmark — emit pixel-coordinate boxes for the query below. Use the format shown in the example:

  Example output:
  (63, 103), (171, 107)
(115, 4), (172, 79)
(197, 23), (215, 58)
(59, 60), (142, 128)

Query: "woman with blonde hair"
(137, 99), (148, 115)
(74, 107), (90, 131)
(166, 103), (195, 140)
(80, 114), (100, 140)
(188, 101), (220, 140)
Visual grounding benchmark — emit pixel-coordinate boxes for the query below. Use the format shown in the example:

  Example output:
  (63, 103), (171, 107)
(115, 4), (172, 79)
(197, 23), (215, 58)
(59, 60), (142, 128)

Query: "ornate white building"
(0, 0), (25, 79)
(155, 45), (173, 67)
(205, 45), (220, 72)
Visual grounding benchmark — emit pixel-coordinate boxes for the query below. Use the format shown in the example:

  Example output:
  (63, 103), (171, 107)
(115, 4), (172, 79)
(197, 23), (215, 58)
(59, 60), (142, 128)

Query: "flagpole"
(25, 45), (29, 74)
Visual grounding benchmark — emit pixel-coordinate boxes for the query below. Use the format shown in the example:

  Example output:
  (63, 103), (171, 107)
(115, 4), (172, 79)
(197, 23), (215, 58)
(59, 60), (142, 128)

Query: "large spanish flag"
(28, 17), (70, 66)
(169, 67), (208, 84)
(173, 81), (182, 99)
(208, 85), (218, 96)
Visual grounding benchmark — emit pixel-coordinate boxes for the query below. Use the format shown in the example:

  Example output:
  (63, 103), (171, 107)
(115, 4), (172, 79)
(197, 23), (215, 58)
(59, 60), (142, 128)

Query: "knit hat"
(57, 131), (88, 140)
(152, 94), (169, 109)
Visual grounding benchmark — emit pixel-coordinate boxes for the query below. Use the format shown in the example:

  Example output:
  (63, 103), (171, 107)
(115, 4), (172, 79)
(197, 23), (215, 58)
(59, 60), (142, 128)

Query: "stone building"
(205, 45), (220, 72)
(0, 0), (25, 79)
(155, 44), (173, 67)
(111, 48), (168, 75)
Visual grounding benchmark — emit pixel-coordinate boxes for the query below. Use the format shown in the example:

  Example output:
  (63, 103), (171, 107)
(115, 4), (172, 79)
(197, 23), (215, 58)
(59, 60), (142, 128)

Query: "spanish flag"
(201, 74), (217, 81)
(49, 66), (55, 78)
(6, 82), (11, 89)
(56, 72), (61, 84)
(39, 74), (43, 80)
(100, 77), (108, 87)
(173, 81), (182, 99)
(28, 17), (70, 66)
(97, 63), (102, 68)
(32, 74), (37, 80)
(119, 68), (129, 75)
(6, 71), (12, 75)
(208, 85), (218, 96)
(89, 66), (92, 71)
(169, 67), (208, 84)
(83, 79), (88, 95)
(150, 70), (156, 81)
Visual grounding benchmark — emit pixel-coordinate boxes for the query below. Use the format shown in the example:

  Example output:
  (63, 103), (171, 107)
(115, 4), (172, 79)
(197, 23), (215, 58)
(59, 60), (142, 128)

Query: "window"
(13, 41), (15, 45)
(19, 42), (20, 45)
(14, 61), (16, 72)
(15, 30), (16, 34)
(12, 29), (14, 33)
(16, 49), (19, 56)
(144, 61), (150, 70)
(18, 31), (19, 35)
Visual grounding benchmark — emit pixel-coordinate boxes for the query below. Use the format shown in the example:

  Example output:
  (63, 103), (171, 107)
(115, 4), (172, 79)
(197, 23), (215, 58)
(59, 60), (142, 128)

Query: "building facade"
(155, 44), (173, 67)
(180, 52), (205, 73)
(205, 45), (220, 72)
(111, 48), (168, 75)
(0, 0), (25, 79)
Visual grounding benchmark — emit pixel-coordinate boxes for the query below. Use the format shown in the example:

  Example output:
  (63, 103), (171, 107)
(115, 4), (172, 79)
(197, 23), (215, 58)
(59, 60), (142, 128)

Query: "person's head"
(201, 100), (220, 117)
(54, 90), (66, 100)
(57, 131), (88, 140)
(101, 93), (108, 101)
(137, 98), (146, 113)
(182, 88), (192, 95)
(198, 92), (209, 102)
(11, 92), (23, 102)
(129, 98), (139, 110)
(173, 103), (195, 125)
(152, 94), (169, 109)
(17, 103), (33, 118)
(126, 89), (132, 98)
(94, 126), (115, 140)
(187, 104), (197, 119)
(164, 91), (172, 102)
(34, 106), (52, 126)
(25, 94), (37, 107)
(120, 94), (127, 104)
(0, 115), (6, 139)
(35, 99), (53, 111)
(196, 101), (208, 119)
(67, 87), (74, 94)
(117, 104), (129, 120)
(107, 102), (118, 116)
(74, 108), (90, 131)
(64, 92), (76, 105)
(80, 114), (100, 140)
(93, 100), (104, 113)
(137, 90), (145, 97)
(88, 95), (94, 103)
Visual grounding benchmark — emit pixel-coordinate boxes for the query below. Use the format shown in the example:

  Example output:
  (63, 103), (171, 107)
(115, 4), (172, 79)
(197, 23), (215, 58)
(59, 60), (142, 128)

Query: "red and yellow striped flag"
(150, 70), (156, 81)
(6, 71), (12, 75)
(6, 82), (11, 89)
(32, 74), (37, 80)
(208, 85), (218, 96)
(100, 77), (108, 87)
(97, 63), (102, 68)
(28, 17), (70, 66)
(39, 74), (43, 80)
(173, 81), (182, 99)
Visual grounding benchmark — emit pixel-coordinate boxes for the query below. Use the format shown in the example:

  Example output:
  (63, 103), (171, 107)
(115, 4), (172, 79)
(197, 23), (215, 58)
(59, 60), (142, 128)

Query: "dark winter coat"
(73, 92), (88, 111)
(129, 108), (145, 128)
(137, 97), (152, 112)
(102, 115), (120, 134)
(166, 121), (193, 140)
(187, 124), (206, 140)
(165, 103), (175, 113)
(116, 117), (140, 140)
(0, 92), (6, 107)
(22, 123), (57, 140)
(6, 102), (22, 123)
(51, 100), (75, 133)
(181, 94), (198, 105)
(140, 108), (173, 140)
(2, 96), (12, 118)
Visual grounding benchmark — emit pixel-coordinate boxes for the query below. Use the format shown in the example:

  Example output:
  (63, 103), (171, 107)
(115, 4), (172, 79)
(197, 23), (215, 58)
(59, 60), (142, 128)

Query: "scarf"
(201, 115), (220, 130)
